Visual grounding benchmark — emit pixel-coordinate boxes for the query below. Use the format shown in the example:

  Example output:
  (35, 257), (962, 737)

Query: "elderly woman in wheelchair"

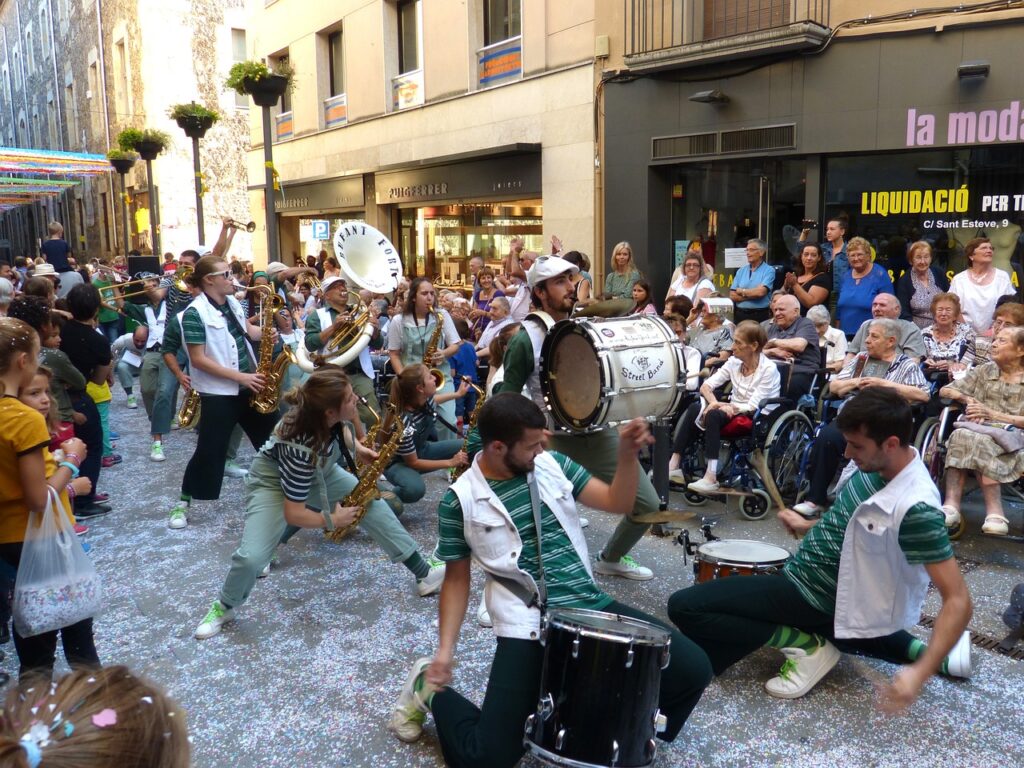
(667, 321), (780, 504)
(933, 326), (1024, 537)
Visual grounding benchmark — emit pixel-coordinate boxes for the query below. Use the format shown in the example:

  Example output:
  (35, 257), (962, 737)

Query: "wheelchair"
(915, 402), (1024, 541)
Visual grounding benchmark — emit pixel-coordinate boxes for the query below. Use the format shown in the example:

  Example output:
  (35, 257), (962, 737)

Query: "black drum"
(524, 608), (671, 768)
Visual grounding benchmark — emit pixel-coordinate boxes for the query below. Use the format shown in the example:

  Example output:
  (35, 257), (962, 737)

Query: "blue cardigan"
(895, 267), (950, 321)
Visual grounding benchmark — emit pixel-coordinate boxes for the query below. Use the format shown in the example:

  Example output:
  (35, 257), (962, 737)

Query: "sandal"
(982, 515), (1009, 536)
(940, 504), (961, 528)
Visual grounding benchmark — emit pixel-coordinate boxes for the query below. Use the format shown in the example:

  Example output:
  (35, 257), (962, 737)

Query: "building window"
(25, 27), (34, 74)
(113, 39), (129, 116)
(484, 0), (520, 46)
(65, 82), (77, 145)
(231, 28), (247, 108)
(40, 9), (50, 59)
(397, 0), (421, 75)
(12, 47), (20, 90)
(47, 97), (57, 147)
(328, 30), (344, 97)
(273, 53), (291, 113)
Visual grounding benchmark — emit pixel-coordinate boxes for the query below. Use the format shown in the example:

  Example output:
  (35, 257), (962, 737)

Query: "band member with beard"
(493, 256), (663, 580)
(387, 393), (711, 765)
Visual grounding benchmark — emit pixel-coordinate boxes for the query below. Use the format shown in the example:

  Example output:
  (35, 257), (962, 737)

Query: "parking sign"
(311, 220), (330, 241)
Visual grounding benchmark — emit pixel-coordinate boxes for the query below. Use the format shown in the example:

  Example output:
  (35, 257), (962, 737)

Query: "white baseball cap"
(320, 275), (346, 293)
(265, 261), (288, 278)
(526, 255), (578, 288)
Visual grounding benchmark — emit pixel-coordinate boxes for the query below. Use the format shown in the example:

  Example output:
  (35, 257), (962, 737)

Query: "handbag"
(13, 487), (102, 638)
(720, 414), (754, 439)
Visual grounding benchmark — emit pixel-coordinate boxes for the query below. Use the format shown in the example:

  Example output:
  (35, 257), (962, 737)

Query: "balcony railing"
(624, 0), (830, 69)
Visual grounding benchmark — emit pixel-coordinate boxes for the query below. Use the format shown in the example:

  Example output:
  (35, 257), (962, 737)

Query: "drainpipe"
(96, 0), (117, 253)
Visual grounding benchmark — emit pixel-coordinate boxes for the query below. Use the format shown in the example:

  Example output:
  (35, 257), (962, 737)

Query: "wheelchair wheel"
(763, 410), (814, 502)
(915, 417), (945, 486)
(740, 489), (771, 521)
(683, 489), (709, 506)
(948, 517), (966, 541)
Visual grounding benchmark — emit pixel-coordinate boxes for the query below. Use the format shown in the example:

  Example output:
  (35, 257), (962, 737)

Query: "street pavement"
(5, 395), (1023, 768)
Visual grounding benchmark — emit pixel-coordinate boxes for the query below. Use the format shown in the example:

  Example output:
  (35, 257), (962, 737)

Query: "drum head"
(548, 608), (670, 646)
(545, 326), (602, 427)
(698, 539), (791, 563)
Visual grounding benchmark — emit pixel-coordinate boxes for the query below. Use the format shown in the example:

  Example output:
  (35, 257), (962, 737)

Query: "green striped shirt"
(437, 452), (612, 611)
(181, 302), (253, 373)
(784, 470), (953, 615)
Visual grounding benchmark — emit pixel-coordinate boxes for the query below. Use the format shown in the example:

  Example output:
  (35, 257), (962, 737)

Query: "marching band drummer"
(192, 367), (446, 641)
(165, 256), (280, 531)
(388, 277), (462, 441)
(387, 394), (712, 765)
(495, 255), (663, 581)
(303, 274), (380, 428)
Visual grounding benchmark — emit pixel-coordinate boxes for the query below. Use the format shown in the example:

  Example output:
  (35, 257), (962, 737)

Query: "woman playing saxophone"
(192, 368), (448, 640)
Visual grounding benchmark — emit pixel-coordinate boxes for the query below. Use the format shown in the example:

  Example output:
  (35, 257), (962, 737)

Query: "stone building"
(0, 0), (252, 262)
(242, 0), (604, 283)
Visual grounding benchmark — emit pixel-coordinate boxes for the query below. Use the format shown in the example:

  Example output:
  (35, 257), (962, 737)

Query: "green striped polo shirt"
(784, 469), (954, 615)
(181, 301), (253, 373)
(437, 452), (612, 611)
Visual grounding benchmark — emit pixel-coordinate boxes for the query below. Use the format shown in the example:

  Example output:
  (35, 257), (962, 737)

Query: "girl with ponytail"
(192, 367), (446, 641)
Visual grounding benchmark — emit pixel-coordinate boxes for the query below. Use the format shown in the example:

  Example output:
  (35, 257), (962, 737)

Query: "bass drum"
(540, 315), (686, 433)
(524, 608), (671, 768)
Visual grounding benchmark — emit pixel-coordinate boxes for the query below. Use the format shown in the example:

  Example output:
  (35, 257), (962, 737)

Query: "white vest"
(833, 452), (941, 639)
(521, 312), (554, 418)
(450, 451), (592, 641)
(316, 307), (374, 379)
(144, 301), (167, 348)
(184, 293), (254, 396)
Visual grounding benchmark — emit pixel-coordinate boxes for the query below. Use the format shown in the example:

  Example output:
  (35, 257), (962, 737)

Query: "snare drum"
(540, 315), (686, 432)
(525, 608), (670, 768)
(694, 539), (791, 584)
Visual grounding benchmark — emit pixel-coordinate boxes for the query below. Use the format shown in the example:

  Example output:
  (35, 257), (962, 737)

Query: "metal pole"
(145, 158), (161, 255)
(119, 173), (129, 259)
(192, 135), (205, 245)
(261, 105), (279, 262)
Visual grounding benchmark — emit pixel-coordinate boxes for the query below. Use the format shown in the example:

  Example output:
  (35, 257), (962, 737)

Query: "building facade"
(243, 0), (601, 285)
(0, 0), (251, 262)
(599, 0), (1024, 296)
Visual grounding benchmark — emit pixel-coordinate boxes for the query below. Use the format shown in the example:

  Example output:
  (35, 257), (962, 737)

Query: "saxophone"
(177, 389), (201, 428)
(423, 309), (446, 388)
(250, 291), (288, 414)
(326, 401), (402, 542)
(450, 377), (485, 482)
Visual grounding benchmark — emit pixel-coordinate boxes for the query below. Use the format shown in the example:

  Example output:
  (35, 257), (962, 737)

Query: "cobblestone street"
(7, 397), (1023, 768)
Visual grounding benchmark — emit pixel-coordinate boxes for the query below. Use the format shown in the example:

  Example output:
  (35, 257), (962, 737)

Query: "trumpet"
(295, 273), (321, 292)
(226, 219), (257, 233)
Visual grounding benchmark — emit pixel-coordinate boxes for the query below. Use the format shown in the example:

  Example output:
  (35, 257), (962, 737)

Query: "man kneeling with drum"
(668, 389), (973, 709)
(388, 393), (712, 767)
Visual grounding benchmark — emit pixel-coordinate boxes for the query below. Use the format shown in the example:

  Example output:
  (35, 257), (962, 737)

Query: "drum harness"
(486, 473), (549, 615)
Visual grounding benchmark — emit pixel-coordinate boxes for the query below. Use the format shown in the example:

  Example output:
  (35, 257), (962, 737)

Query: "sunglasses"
(211, 270), (232, 279)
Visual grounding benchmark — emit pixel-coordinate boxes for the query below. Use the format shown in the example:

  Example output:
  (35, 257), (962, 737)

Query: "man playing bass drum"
(494, 255), (664, 580)
(387, 394), (711, 766)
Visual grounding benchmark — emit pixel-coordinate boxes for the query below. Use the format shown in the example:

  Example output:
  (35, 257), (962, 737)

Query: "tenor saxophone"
(450, 378), (485, 482)
(250, 292), (288, 414)
(177, 389), (200, 428)
(326, 401), (402, 542)
(423, 309), (446, 388)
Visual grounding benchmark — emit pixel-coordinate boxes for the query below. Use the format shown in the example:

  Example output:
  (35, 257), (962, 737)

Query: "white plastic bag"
(13, 488), (102, 638)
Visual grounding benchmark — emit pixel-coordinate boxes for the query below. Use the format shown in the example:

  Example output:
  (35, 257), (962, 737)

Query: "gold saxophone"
(450, 377), (485, 482)
(424, 309), (446, 388)
(250, 290), (291, 414)
(177, 389), (201, 428)
(326, 401), (402, 542)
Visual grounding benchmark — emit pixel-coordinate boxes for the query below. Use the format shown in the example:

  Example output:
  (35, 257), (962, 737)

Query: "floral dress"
(921, 322), (975, 365)
(945, 363), (1024, 482)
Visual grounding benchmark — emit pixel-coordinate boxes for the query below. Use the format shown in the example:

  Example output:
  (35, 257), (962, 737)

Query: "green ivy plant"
(167, 102), (221, 123)
(107, 149), (139, 161)
(116, 128), (144, 152)
(225, 59), (296, 95)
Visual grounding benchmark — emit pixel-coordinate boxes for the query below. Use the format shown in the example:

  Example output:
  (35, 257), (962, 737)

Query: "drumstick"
(751, 448), (800, 540)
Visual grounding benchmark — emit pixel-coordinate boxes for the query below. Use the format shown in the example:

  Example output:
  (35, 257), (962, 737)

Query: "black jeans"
(181, 392), (280, 500)
(672, 401), (733, 464)
(806, 421), (847, 507)
(431, 600), (712, 768)
(667, 573), (916, 676)
(0, 543), (100, 677)
(68, 392), (102, 508)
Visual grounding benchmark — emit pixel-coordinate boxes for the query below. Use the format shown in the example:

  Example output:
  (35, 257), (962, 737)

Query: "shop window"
(484, 0), (521, 46)
(397, 0), (421, 75)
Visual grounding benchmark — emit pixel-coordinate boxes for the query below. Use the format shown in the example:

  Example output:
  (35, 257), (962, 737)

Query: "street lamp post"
(109, 154), (139, 258)
(174, 105), (217, 245)
(243, 74), (289, 263)
(134, 140), (164, 255)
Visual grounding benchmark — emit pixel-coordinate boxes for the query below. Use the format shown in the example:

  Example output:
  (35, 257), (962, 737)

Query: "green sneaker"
(168, 503), (188, 530)
(126, 394), (138, 409)
(195, 601), (235, 640)
(388, 658), (434, 742)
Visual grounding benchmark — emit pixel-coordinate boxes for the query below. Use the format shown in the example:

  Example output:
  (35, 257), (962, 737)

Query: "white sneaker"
(171, 416), (181, 430)
(257, 561), (271, 579)
(168, 503), (188, 530)
(593, 555), (654, 581)
(764, 639), (841, 699)
(224, 460), (248, 478)
(668, 468), (687, 486)
(388, 658), (433, 743)
(793, 500), (823, 518)
(945, 630), (972, 678)
(150, 442), (166, 462)
(194, 601), (234, 640)
(941, 504), (962, 528)
(126, 394), (138, 409)
(416, 560), (445, 597)
(477, 600), (492, 628)
(687, 477), (720, 495)
(579, 517), (590, 529)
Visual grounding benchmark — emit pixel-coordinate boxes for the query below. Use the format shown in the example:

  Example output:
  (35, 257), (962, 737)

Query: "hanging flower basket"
(243, 74), (290, 108)
(169, 102), (220, 139)
(107, 151), (139, 174)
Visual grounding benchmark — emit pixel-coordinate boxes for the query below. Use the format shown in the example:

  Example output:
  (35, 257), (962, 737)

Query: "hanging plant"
(116, 128), (144, 152)
(168, 102), (221, 123)
(225, 59), (296, 97)
(107, 149), (139, 161)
